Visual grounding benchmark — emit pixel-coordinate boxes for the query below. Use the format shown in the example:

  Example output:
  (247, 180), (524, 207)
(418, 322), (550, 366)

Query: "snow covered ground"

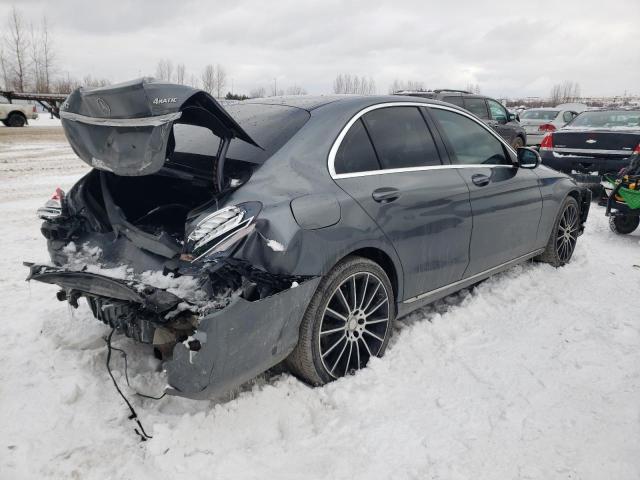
(1, 127), (639, 480)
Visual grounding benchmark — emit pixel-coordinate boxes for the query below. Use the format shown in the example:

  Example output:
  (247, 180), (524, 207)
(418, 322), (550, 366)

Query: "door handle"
(372, 187), (400, 203)
(471, 174), (490, 187)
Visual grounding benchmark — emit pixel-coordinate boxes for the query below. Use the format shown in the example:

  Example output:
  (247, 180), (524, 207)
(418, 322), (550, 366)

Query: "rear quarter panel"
(533, 165), (582, 248)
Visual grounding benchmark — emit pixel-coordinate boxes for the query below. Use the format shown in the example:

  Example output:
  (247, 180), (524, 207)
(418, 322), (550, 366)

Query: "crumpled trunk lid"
(60, 77), (258, 176)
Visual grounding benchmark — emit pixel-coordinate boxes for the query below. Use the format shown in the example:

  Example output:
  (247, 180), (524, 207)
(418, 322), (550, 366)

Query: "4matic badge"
(152, 97), (177, 105)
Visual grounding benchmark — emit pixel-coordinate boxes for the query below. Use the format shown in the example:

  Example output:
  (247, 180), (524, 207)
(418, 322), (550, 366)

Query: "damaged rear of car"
(26, 78), (321, 398)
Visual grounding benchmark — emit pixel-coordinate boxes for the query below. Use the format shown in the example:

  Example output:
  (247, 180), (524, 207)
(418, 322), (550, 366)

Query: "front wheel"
(286, 256), (395, 385)
(537, 196), (580, 267)
(609, 215), (639, 234)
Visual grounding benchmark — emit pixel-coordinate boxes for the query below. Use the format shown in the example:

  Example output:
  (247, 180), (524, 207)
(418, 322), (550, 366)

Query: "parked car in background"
(0, 102), (38, 127)
(394, 89), (527, 149)
(520, 107), (581, 146)
(540, 109), (640, 183)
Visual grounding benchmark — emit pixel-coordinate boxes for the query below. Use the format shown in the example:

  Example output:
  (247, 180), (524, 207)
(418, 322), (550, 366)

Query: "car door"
(330, 105), (472, 300)
(486, 98), (516, 144)
(428, 106), (543, 277)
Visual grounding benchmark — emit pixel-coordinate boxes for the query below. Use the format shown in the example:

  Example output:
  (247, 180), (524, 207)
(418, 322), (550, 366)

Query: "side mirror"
(495, 114), (507, 124)
(516, 147), (540, 169)
(509, 113), (518, 122)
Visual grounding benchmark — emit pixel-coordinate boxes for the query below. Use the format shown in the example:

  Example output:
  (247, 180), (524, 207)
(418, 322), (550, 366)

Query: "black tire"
(286, 256), (396, 386)
(609, 215), (639, 235)
(7, 112), (26, 127)
(537, 196), (580, 267)
(511, 136), (525, 149)
(1, 120), (8, 127)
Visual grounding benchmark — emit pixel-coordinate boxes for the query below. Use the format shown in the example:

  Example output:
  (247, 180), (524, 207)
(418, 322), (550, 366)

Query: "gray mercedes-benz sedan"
(27, 79), (591, 399)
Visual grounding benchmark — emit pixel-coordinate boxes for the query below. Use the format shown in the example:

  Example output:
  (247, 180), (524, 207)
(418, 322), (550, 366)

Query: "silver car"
(520, 107), (580, 146)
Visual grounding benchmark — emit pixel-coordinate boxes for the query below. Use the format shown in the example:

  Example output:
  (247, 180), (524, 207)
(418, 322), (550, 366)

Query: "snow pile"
(0, 142), (639, 479)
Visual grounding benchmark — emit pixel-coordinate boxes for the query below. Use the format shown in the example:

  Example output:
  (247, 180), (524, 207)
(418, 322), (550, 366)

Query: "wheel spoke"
(330, 339), (349, 374)
(321, 325), (346, 336)
(350, 275), (357, 311)
(366, 317), (389, 325)
(344, 342), (353, 376)
(358, 273), (370, 310)
(360, 336), (373, 357)
(321, 334), (346, 358)
(366, 297), (388, 317)
(336, 287), (351, 314)
(325, 307), (348, 322)
(355, 338), (361, 369)
(363, 329), (385, 343)
(362, 282), (381, 312)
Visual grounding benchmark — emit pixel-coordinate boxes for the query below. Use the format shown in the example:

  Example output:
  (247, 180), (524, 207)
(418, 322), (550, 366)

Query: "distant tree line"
(333, 73), (377, 94)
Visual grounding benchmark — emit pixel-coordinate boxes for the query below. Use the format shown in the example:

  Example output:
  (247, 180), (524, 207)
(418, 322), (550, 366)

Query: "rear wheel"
(537, 196), (580, 267)
(286, 256), (395, 385)
(7, 113), (26, 127)
(511, 136), (524, 149)
(609, 215), (639, 234)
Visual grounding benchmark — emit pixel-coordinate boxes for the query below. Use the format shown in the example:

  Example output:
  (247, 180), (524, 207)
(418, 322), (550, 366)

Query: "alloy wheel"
(556, 202), (579, 262)
(318, 272), (390, 378)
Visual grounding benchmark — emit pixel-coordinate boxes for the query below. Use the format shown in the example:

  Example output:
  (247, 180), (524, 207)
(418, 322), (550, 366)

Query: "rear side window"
(334, 119), (380, 174)
(362, 106), (441, 169)
(442, 96), (464, 107)
(562, 111), (575, 123)
(431, 108), (510, 165)
(463, 98), (489, 119)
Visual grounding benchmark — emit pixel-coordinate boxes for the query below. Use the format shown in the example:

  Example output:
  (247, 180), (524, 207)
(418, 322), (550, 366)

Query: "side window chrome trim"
(328, 102), (517, 179)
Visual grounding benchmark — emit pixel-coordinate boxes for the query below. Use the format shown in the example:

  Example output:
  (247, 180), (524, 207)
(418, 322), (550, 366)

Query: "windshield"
(568, 111), (640, 129)
(520, 110), (559, 121)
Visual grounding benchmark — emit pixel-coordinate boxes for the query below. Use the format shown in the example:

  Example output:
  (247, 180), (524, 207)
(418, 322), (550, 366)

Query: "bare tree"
(0, 46), (10, 90)
(286, 85), (307, 95)
(29, 22), (45, 92)
(550, 80), (581, 104)
(155, 59), (174, 82)
(201, 64), (215, 94)
(52, 73), (80, 94)
(41, 16), (54, 92)
(6, 6), (29, 92)
(82, 75), (110, 87)
(186, 73), (199, 89)
(333, 73), (376, 94)
(465, 83), (481, 94)
(175, 63), (185, 84)
(214, 64), (227, 98)
(249, 86), (266, 98)
(388, 79), (425, 93)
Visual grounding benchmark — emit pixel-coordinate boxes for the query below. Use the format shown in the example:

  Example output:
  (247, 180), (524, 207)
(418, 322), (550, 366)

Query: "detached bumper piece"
(25, 262), (321, 399)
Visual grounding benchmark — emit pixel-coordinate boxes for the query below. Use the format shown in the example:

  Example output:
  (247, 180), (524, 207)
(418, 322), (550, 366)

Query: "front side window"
(431, 108), (510, 165)
(487, 99), (508, 121)
(334, 119), (380, 174)
(463, 98), (489, 119)
(362, 106), (441, 169)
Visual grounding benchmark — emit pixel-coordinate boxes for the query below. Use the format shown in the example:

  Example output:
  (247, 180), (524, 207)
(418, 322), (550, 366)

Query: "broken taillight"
(37, 187), (65, 220)
(540, 133), (554, 151)
(634, 143), (640, 154)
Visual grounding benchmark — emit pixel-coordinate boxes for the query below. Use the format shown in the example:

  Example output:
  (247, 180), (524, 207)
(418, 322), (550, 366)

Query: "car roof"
(240, 94), (449, 112)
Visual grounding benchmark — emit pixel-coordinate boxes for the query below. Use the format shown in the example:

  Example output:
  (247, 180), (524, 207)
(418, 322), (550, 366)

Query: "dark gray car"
(27, 79), (590, 399)
(395, 89), (527, 149)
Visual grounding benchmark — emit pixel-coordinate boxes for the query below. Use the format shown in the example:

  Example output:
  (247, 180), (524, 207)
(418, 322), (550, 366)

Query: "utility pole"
(274, 78), (277, 97)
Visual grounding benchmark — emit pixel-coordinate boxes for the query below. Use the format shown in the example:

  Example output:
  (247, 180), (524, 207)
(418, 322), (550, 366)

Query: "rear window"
(568, 111), (640, 129)
(520, 110), (559, 121)
(173, 103), (310, 164)
(463, 98), (489, 119)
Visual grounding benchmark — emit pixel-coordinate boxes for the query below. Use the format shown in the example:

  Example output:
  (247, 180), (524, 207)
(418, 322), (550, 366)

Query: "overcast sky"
(1, 0), (638, 98)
